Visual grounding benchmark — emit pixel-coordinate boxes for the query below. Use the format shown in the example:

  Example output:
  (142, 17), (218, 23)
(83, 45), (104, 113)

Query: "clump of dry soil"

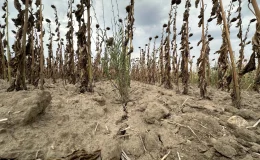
(0, 79), (260, 160)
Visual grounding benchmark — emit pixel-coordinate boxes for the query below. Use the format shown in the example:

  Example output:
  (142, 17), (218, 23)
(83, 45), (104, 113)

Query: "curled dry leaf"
(195, 0), (200, 8)
(14, 0), (21, 11)
(230, 17), (237, 23)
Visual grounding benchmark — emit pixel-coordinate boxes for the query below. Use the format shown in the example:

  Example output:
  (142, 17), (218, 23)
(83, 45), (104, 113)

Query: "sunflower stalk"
(151, 36), (158, 84)
(219, 0), (241, 108)
(51, 4), (63, 79)
(164, 3), (174, 89)
(171, 5), (178, 87)
(66, 0), (75, 84)
(180, 0), (191, 95)
(20, 0), (29, 90)
(147, 38), (152, 84)
(39, 0), (44, 90)
(196, 0), (208, 98)
(5, 0), (12, 83)
(250, 0), (260, 92)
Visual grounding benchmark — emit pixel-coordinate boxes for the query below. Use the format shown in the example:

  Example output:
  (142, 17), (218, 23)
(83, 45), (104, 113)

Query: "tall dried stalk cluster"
(130, 0), (259, 108)
(180, 0), (191, 95)
(51, 5), (63, 80)
(196, 0), (210, 98)
(65, 0), (75, 84)
(105, 0), (135, 103)
(0, 0), (259, 108)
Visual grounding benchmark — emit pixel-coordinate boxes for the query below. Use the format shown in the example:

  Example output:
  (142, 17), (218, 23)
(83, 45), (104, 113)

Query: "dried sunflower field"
(0, 0), (260, 159)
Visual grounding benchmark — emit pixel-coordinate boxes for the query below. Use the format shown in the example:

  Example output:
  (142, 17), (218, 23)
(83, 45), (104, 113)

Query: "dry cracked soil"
(0, 79), (260, 160)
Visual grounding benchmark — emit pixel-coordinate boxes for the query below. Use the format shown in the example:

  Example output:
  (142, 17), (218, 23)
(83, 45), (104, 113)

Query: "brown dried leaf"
(197, 39), (202, 46)
(240, 53), (256, 76)
(195, 0), (200, 8)
(35, 0), (41, 7)
(217, 13), (222, 25)
(14, 0), (21, 11)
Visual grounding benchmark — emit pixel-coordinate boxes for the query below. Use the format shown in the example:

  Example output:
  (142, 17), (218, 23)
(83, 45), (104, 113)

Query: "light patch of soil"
(0, 79), (260, 160)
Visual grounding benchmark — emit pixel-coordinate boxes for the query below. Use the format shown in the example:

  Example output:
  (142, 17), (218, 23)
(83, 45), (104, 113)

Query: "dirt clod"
(251, 143), (260, 153)
(101, 140), (121, 160)
(213, 141), (237, 158)
(241, 154), (254, 160)
(238, 109), (260, 120)
(143, 103), (169, 124)
(251, 152), (260, 158)
(234, 128), (259, 143)
(2, 90), (52, 125)
(143, 132), (161, 152)
(204, 147), (216, 159)
(92, 96), (106, 106)
(22, 91), (52, 124)
(121, 136), (144, 158)
(227, 116), (249, 128)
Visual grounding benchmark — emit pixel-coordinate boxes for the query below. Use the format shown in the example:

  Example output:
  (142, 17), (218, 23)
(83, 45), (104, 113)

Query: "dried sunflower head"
(35, 0), (40, 7)
(126, 5), (132, 13)
(21, 0), (32, 5)
(106, 37), (114, 46)
(250, 18), (256, 23)
(209, 37), (214, 41)
(176, 0), (181, 5)
(46, 19), (51, 23)
(230, 17), (237, 23)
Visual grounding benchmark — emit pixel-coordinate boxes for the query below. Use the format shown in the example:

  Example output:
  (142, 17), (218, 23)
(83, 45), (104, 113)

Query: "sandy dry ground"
(0, 79), (260, 160)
